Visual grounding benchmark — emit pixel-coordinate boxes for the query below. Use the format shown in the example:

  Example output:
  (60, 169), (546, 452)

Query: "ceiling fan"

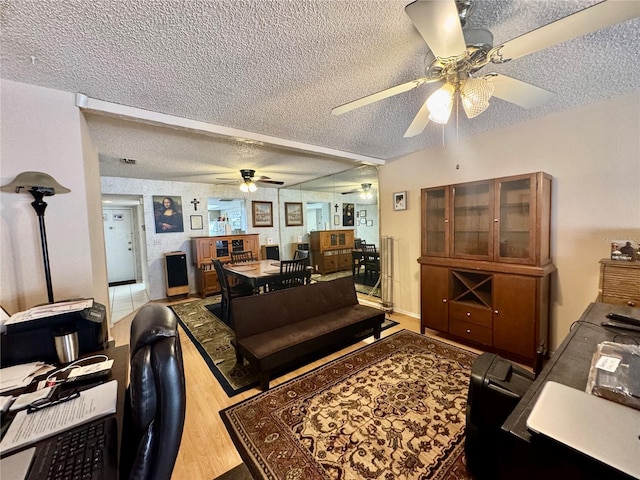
(342, 183), (374, 199)
(238, 169), (284, 192)
(331, 0), (640, 138)
(217, 169), (285, 192)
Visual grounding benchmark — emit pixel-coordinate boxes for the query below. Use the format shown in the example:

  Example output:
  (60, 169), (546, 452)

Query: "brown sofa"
(231, 275), (385, 390)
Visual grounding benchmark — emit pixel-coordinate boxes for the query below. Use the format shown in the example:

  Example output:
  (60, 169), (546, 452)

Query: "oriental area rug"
(171, 297), (397, 397)
(220, 329), (476, 480)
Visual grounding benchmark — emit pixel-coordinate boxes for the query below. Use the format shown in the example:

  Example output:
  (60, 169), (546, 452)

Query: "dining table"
(223, 259), (284, 293)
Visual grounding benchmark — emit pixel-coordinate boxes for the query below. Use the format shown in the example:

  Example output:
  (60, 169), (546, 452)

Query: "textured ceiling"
(2, 0), (639, 191)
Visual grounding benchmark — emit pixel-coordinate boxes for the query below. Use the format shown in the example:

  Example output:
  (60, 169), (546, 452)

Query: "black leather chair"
(213, 259), (253, 326)
(120, 304), (186, 480)
(363, 244), (380, 283)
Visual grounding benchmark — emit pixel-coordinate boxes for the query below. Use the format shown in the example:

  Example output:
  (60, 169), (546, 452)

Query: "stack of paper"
(0, 362), (52, 393)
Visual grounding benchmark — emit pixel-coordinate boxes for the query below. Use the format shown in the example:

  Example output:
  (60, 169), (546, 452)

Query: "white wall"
(0, 80), (109, 314)
(379, 92), (640, 351)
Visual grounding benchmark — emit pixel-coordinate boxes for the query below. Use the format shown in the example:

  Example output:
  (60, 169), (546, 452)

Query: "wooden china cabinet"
(418, 172), (556, 369)
(191, 234), (259, 297)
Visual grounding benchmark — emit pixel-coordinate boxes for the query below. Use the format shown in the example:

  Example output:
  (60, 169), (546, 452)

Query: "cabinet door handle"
(444, 219), (449, 223)
(442, 299), (447, 303)
(494, 310), (499, 314)
(628, 301), (636, 307)
(493, 218), (499, 222)
(466, 329), (471, 334)
(466, 312), (471, 317)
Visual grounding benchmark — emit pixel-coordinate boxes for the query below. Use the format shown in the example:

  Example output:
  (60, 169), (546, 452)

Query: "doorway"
(102, 195), (147, 288)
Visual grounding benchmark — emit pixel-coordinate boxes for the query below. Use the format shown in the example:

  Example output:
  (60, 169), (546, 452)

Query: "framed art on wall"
(153, 195), (184, 233)
(285, 202), (303, 226)
(190, 215), (203, 230)
(393, 191), (407, 211)
(252, 201), (273, 227)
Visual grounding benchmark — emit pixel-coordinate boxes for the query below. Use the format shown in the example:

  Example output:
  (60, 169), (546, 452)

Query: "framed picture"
(252, 201), (273, 227)
(285, 202), (303, 226)
(360, 210), (367, 218)
(190, 215), (203, 230)
(153, 195), (184, 233)
(366, 220), (373, 227)
(334, 215), (340, 226)
(393, 191), (407, 211)
(610, 240), (638, 261)
(342, 203), (355, 226)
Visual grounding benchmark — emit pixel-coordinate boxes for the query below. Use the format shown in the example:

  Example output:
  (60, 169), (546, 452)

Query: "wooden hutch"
(310, 229), (355, 274)
(418, 172), (556, 370)
(191, 234), (259, 297)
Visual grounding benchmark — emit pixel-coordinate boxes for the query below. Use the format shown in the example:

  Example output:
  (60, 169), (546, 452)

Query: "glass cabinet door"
(422, 186), (449, 257)
(452, 180), (493, 259)
(496, 174), (535, 263)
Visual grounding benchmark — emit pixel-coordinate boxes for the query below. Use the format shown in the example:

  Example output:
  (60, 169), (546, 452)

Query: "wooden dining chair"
(269, 258), (309, 291)
(212, 259), (253, 327)
(363, 244), (380, 283)
(293, 249), (309, 262)
(230, 250), (256, 263)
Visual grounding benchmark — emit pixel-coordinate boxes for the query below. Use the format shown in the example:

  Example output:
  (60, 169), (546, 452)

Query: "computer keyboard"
(27, 417), (117, 480)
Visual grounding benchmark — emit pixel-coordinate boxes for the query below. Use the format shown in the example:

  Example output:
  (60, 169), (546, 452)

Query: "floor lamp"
(1, 171), (71, 304)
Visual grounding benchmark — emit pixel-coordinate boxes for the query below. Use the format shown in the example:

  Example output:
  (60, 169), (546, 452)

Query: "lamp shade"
(426, 83), (455, 124)
(1, 171), (70, 195)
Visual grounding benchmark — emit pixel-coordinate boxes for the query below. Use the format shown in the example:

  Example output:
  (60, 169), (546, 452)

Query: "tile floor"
(108, 282), (150, 323)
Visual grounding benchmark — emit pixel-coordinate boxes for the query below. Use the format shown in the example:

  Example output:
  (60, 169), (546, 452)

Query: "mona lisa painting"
(153, 195), (184, 233)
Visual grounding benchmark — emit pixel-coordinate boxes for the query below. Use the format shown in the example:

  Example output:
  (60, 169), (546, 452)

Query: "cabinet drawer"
(601, 294), (639, 308)
(450, 319), (492, 347)
(449, 302), (493, 328)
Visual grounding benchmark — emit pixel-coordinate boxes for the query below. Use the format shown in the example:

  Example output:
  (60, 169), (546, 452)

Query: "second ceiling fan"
(331, 0), (640, 138)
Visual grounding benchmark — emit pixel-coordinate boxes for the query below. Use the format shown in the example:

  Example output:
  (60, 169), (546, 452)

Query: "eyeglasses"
(27, 390), (80, 414)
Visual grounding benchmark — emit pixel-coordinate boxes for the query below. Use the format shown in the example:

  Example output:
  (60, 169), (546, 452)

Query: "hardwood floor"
(110, 296), (481, 480)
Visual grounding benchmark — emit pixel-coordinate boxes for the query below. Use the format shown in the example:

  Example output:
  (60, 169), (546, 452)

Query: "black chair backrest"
(230, 250), (255, 263)
(354, 238), (363, 249)
(364, 243), (377, 254)
(212, 259), (231, 303)
(279, 258), (309, 289)
(121, 304), (186, 480)
(293, 249), (309, 261)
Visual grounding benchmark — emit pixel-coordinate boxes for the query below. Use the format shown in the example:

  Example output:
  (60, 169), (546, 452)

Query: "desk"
(0, 341), (128, 472)
(500, 302), (639, 479)
(224, 260), (284, 292)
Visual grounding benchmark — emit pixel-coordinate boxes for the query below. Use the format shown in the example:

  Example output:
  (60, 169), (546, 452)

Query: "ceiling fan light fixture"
(426, 83), (455, 124)
(460, 77), (494, 118)
(239, 180), (257, 193)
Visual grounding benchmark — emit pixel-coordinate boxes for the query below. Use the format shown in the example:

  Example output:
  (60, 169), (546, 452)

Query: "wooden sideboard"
(310, 230), (354, 274)
(191, 234), (259, 297)
(598, 259), (640, 307)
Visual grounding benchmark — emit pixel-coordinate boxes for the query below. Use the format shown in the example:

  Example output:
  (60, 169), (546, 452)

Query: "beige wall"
(0, 80), (109, 314)
(379, 92), (640, 351)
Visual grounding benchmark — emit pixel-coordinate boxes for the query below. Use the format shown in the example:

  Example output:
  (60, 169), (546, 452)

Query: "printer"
(1, 299), (108, 366)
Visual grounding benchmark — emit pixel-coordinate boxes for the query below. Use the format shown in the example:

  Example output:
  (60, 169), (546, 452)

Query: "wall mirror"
(207, 198), (247, 236)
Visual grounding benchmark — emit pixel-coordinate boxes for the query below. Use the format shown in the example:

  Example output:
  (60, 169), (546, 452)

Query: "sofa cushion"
(238, 304), (383, 360)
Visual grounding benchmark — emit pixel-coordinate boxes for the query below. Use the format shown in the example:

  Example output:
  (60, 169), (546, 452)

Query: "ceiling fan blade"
(404, 99), (431, 137)
(490, 0), (640, 63)
(331, 78), (427, 116)
(487, 74), (554, 109)
(405, 0), (466, 59)
(341, 190), (360, 195)
(256, 179), (284, 185)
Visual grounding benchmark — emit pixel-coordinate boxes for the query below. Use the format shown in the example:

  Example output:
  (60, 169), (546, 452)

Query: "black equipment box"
(1, 301), (108, 366)
(465, 352), (534, 479)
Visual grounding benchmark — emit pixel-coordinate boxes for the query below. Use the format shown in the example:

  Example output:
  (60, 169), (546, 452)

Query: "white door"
(103, 208), (136, 284)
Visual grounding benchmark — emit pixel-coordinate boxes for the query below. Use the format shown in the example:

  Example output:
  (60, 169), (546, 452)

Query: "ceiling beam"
(75, 94), (385, 166)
